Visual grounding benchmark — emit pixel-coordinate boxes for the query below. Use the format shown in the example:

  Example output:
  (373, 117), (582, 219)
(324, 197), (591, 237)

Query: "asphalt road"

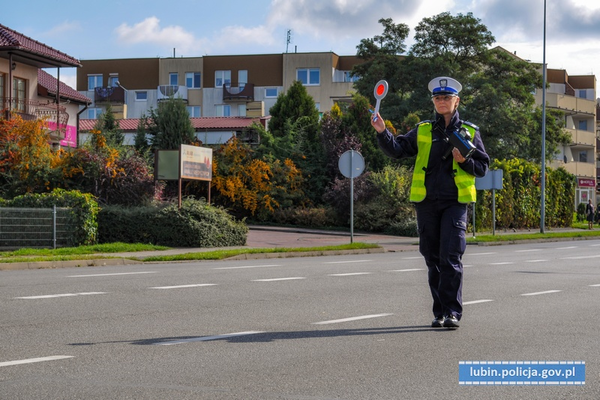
(1, 240), (599, 399)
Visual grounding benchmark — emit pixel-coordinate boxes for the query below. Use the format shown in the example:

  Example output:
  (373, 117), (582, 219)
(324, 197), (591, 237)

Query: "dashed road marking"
(149, 284), (217, 290)
(391, 268), (424, 272)
(15, 292), (106, 300)
(521, 290), (561, 296)
(313, 313), (393, 325)
(252, 277), (306, 282)
(463, 299), (494, 305)
(324, 260), (371, 264)
(214, 264), (281, 270)
(0, 356), (73, 367)
(328, 272), (372, 277)
(68, 271), (157, 278)
(156, 331), (265, 345)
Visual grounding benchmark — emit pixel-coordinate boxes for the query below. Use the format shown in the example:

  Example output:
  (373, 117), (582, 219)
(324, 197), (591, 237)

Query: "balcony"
(566, 128), (596, 147)
(223, 83), (254, 102)
(157, 85), (188, 101)
(1, 98), (68, 127)
(551, 160), (596, 178)
(535, 92), (596, 116)
(94, 86), (125, 104)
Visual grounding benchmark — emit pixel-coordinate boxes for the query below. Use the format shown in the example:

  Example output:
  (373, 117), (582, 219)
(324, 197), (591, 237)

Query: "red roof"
(79, 116), (269, 132)
(38, 70), (92, 105)
(0, 24), (81, 67)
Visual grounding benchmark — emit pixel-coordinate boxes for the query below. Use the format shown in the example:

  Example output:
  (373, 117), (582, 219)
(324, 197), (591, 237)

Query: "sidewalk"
(0, 226), (419, 271)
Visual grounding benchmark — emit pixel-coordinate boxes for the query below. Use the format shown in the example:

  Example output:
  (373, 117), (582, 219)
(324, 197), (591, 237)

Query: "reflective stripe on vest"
(409, 122), (477, 203)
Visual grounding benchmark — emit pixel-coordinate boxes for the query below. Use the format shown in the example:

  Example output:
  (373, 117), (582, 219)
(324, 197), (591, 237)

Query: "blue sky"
(5, 0), (600, 90)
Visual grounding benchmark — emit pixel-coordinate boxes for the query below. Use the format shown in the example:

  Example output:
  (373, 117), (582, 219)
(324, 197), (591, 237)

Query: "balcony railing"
(223, 83), (254, 102)
(157, 85), (188, 101)
(1, 98), (68, 128)
(94, 86), (125, 104)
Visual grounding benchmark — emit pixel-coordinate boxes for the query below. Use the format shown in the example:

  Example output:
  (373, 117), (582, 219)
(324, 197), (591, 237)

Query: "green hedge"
(98, 198), (248, 247)
(0, 189), (98, 246)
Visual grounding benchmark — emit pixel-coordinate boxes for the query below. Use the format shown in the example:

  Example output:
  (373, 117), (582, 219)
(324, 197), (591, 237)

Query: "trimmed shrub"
(98, 198), (247, 247)
(2, 189), (98, 246)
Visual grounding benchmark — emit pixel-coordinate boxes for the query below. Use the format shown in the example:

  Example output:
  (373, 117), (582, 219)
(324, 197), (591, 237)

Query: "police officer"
(371, 76), (489, 329)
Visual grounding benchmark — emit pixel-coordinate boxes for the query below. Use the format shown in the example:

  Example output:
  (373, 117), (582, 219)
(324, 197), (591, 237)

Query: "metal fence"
(0, 207), (77, 249)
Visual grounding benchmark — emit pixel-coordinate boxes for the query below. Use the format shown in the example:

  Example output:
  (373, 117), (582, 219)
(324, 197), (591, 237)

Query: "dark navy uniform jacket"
(376, 111), (490, 201)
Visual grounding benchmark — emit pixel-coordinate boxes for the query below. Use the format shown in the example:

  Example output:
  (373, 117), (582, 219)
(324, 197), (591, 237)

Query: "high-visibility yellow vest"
(410, 122), (477, 203)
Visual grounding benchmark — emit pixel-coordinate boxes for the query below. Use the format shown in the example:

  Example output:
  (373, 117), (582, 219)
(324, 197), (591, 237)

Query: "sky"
(4, 0), (600, 91)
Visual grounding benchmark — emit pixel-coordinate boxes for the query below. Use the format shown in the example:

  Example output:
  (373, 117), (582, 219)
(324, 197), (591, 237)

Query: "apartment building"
(76, 52), (360, 143)
(534, 69), (597, 206)
(0, 24), (92, 147)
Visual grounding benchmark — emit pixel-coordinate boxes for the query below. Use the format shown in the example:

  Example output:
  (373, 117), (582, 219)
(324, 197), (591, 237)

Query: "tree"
(95, 104), (125, 148)
(144, 97), (195, 150)
(262, 81), (326, 204)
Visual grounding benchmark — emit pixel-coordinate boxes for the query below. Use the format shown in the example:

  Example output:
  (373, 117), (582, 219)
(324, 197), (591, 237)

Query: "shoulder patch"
(461, 120), (479, 130)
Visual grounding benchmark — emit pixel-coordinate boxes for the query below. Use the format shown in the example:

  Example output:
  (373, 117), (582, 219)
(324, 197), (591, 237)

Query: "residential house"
(0, 24), (91, 147)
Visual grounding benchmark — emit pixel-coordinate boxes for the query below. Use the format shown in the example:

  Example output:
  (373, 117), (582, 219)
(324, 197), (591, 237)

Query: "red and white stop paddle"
(372, 80), (388, 122)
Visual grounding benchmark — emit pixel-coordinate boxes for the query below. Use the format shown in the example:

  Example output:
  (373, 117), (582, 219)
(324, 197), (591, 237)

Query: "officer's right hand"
(371, 112), (386, 134)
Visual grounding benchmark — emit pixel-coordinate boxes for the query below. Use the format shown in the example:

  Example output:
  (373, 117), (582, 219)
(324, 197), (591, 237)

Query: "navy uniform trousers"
(414, 198), (468, 320)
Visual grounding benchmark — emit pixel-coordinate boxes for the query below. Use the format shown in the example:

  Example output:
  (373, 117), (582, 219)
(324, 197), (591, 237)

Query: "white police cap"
(428, 76), (462, 96)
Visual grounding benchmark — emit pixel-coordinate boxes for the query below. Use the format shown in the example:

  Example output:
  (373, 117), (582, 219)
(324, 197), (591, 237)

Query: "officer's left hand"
(452, 148), (466, 163)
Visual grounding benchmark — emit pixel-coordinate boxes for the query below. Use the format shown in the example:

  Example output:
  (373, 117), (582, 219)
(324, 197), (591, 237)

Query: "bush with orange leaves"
(212, 138), (306, 219)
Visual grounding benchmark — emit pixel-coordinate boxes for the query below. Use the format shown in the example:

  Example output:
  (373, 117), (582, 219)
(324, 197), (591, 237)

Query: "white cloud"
(46, 21), (82, 37)
(114, 17), (206, 55)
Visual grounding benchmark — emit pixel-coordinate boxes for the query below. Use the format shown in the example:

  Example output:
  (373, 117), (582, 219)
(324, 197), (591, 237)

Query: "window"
(342, 71), (359, 83)
(216, 105), (231, 117)
(238, 104), (246, 117)
(579, 90), (587, 99)
(215, 70), (231, 87)
(88, 74), (103, 90)
(12, 77), (26, 112)
(108, 75), (119, 87)
(186, 72), (201, 89)
(87, 108), (102, 119)
(238, 70), (248, 90)
(579, 151), (587, 163)
(187, 106), (201, 117)
(297, 68), (320, 85)
(579, 120), (588, 131)
(169, 73), (178, 86)
(265, 88), (278, 98)
(135, 91), (148, 101)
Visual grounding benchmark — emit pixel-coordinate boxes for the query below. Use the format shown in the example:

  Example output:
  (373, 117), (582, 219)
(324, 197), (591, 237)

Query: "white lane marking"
(521, 290), (562, 296)
(214, 264), (281, 270)
(556, 246), (577, 250)
(328, 272), (372, 277)
(391, 268), (424, 272)
(589, 244), (600, 247)
(401, 256), (422, 260)
(468, 252), (497, 256)
(68, 271), (157, 278)
(156, 331), (265, 345)
(490, 262), (514, 265)
(324, 260), (371, 264)
(15, 292), (106, 300)
(589, 284), (600, 287)
(561, 255), (600, 260)
(252, 277), (306, 282)
(526, 259), (547, 263)
(463, 299), (494, 305)
(313, 313), (393, 325)
(515, 249), (542, 253)
(149, 284), (217, 290)
(0, 355), (73, 367)
(463, 264), (474, 268)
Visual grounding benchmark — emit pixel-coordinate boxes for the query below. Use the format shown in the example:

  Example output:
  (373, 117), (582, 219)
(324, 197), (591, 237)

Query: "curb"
(0, 258), (143, 271)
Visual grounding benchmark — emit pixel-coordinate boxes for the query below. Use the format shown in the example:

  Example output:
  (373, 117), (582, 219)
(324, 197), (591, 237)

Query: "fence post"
(53, 205), (57, 250)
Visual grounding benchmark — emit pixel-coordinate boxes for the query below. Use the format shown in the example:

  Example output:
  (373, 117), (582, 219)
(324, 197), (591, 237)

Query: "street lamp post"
(540, 0), (547, 234)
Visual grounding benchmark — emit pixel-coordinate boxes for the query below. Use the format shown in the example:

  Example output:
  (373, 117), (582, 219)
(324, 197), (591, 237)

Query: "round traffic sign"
(338, 150), (365, 179)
